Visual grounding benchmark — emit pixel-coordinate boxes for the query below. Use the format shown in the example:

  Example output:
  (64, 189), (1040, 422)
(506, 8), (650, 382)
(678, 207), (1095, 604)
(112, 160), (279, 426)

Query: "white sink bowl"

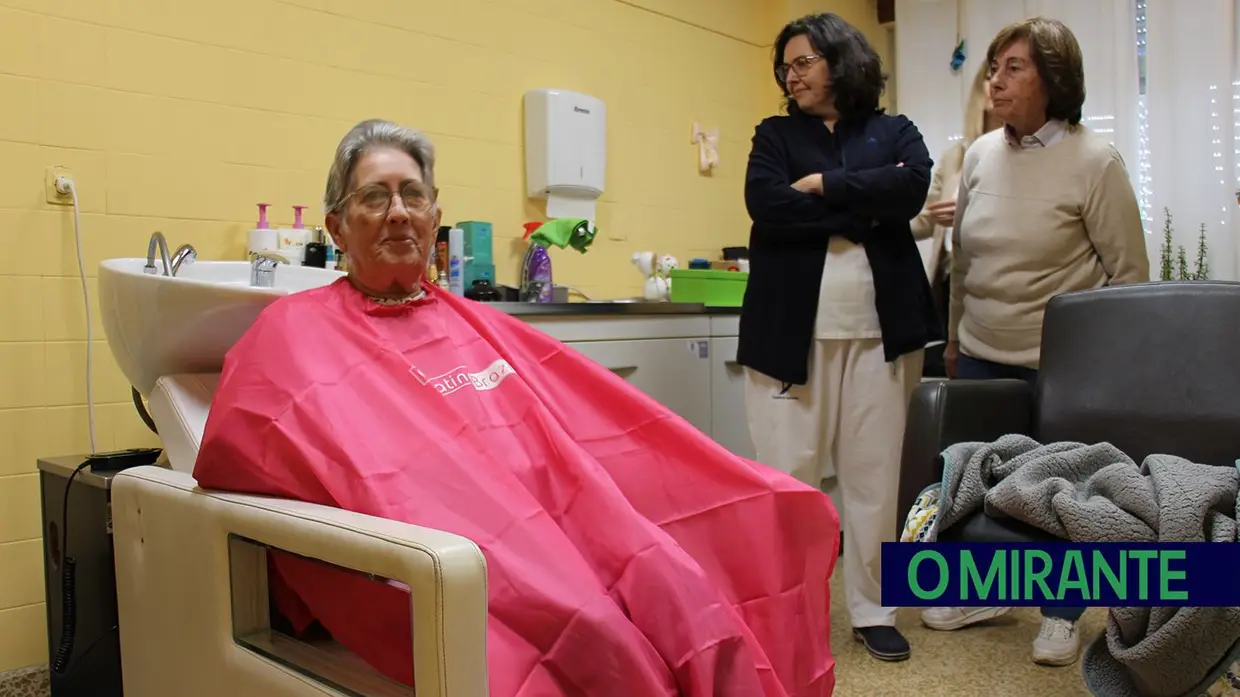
(98, 258), (346, 396)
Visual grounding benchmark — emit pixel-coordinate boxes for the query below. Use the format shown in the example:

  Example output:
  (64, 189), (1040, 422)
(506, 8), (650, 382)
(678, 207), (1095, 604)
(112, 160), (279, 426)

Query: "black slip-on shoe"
(852, 625), (911, 662)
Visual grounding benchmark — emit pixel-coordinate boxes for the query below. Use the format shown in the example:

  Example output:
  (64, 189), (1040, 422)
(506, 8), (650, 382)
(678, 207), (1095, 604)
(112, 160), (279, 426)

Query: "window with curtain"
(895, 0), (1239, 278)
(1135, 0), (1151, 231)
(1143, 0), (1239, 279)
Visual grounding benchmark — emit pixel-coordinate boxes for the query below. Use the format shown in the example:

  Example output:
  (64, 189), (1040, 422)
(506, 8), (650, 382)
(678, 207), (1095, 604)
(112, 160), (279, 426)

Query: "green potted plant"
(1158, 208), (1175, 281)
(1157, 208), (1210, 281)
(1192, 223), (1210, 281)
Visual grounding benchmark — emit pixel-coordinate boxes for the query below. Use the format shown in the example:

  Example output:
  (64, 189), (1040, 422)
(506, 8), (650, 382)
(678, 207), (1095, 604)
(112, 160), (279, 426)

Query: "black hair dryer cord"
(51, 461), (89, 676)
(132, 386), (158, 435)
(50, 557), (77, 675)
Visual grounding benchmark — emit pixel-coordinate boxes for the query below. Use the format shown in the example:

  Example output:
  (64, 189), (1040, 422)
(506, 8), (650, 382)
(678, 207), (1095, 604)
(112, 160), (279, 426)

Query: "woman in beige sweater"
(945, 18), (1149, 381)
(926, 17), (1150, 668)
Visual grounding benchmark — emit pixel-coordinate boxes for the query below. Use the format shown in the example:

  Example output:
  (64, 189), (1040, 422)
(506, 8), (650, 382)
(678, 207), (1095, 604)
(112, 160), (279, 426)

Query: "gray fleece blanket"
(924, 434), (1240, 697)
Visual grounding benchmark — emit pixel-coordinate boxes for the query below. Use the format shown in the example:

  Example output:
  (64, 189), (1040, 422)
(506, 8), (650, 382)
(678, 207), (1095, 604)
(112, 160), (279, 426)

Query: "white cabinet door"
(708, 336), (757, 460)
(565, 338), (713, 436)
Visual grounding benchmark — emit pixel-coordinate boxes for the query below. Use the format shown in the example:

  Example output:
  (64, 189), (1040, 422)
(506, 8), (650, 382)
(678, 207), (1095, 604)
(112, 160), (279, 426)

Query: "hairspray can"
(448, 227), (465, 296)
(435, 226), (451, 289)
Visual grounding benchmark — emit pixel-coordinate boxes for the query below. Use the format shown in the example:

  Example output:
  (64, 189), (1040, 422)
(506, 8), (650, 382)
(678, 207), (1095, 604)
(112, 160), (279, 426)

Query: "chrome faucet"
(249, 251), (289, 288)
(171, 244), (197, 276)
(144, 232), (173, 276)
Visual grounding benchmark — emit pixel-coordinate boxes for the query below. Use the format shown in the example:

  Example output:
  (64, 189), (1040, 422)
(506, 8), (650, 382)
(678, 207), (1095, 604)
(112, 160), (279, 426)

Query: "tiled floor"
(0, 665), (48, 697)
(829, 574), (1103, 696)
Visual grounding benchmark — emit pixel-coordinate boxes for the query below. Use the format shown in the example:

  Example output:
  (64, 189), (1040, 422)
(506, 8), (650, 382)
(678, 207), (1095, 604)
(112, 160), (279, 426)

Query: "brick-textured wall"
(0, 0), (788, 672)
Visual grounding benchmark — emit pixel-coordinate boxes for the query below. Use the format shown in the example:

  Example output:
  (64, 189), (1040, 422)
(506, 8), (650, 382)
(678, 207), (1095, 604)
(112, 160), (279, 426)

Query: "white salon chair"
(110, 373), (489, 697)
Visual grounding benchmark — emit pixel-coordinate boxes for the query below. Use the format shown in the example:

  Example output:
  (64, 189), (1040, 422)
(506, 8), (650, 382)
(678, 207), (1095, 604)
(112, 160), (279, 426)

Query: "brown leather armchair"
(896, 281), (1240, 542)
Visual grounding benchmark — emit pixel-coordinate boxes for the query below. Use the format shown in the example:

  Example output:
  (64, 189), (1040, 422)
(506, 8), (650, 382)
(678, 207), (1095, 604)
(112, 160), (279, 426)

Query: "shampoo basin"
(98, 258), (345, 396)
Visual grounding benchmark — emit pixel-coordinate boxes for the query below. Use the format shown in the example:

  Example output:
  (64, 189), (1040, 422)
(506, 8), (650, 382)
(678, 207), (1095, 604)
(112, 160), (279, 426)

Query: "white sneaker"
(1032, 617), (1080, 666)
(920, 606), (1011, 630)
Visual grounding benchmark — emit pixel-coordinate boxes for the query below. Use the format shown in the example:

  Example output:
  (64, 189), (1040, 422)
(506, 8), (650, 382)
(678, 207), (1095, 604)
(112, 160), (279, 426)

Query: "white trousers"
(744, 339), (923, 628)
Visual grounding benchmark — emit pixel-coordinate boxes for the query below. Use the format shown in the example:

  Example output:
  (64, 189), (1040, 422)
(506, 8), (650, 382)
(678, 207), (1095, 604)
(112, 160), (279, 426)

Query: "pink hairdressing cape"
(194, 278), (839, 696)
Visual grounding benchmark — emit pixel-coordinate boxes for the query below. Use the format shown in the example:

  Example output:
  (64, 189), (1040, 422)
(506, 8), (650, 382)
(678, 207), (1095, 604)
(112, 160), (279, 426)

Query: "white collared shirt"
(1003, 119), (1068, 149)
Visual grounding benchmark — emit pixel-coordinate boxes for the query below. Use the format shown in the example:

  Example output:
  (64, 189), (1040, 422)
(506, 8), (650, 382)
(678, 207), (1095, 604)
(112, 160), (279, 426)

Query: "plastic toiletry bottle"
(435, 226), (450, 280)
(280, 205), (312, 265)
(315, 226), (336, 266)
(247, 203), (279, 257)
(520, 222), (553, 303)
(448, 226), (465, 296)
(426, 226), (440, 283)
(433, 227), (450, 290)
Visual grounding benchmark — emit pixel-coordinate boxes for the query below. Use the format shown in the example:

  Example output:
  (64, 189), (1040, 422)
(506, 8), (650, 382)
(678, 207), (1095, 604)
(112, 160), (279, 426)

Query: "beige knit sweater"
(948, 126), (1150, 368)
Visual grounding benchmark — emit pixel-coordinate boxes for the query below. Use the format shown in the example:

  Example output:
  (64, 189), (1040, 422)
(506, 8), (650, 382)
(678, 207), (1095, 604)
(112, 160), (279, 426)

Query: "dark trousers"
(954, 353), (1086, 623)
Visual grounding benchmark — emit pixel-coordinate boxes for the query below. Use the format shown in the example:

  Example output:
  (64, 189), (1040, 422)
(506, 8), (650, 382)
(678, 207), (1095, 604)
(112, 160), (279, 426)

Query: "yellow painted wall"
(0, 0), (894, 673)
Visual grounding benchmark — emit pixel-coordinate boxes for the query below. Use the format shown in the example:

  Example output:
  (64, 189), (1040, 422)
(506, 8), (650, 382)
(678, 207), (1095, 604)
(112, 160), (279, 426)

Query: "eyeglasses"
(776, 54), (822, 84)
(987, 59), (1029, 81)
(341, 181), (436, 217)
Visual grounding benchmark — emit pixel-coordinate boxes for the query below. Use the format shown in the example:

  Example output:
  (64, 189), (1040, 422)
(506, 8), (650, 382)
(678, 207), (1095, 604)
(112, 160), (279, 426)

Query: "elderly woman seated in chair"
(193, 118), (842, 697)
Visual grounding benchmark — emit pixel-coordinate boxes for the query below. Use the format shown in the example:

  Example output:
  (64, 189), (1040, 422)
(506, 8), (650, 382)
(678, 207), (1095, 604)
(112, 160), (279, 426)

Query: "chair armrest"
(896, 379), (1033, 535)
(110, 465), (488, 697)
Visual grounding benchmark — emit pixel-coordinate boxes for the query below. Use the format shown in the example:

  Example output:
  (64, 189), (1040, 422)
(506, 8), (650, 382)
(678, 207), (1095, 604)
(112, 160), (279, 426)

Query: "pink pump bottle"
(279, 205), (312, 265)
(247, 203), (279, 256)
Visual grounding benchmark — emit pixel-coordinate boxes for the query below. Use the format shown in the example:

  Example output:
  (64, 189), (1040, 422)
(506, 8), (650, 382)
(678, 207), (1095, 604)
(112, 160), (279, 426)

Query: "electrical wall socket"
(45, 166), (74, 205)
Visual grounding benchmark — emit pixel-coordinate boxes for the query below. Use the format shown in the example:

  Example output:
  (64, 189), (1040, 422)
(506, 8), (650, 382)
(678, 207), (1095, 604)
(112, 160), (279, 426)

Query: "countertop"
(39, 454), (122, 490)
(487, 301), (741, 316)
(38, 453), (170, 490)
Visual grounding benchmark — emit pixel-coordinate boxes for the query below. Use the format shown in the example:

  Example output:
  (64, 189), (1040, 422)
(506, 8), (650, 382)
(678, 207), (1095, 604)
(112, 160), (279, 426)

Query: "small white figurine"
(632, 251), (678, 301)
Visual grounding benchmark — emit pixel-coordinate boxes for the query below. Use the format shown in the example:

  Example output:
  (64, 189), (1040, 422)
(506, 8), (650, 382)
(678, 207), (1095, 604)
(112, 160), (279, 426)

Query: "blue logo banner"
(881, 543), (1240, 607)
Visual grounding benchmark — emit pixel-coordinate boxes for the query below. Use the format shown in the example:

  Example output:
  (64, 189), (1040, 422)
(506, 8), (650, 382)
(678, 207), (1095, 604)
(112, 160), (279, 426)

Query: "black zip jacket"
(737, 108), (943, 386)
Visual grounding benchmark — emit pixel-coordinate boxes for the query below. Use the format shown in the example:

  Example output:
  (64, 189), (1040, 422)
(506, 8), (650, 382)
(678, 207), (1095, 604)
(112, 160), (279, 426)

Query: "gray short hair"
(323, 119), (437, 214)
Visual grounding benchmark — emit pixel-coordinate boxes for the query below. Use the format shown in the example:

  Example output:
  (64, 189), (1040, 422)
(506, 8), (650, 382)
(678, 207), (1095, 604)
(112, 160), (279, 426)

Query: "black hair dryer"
(464, 279), (502, 302)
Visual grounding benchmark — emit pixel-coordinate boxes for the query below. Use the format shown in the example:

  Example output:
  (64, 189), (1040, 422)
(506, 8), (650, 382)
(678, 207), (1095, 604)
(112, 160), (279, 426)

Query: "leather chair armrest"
(896, 379), (1034, 536)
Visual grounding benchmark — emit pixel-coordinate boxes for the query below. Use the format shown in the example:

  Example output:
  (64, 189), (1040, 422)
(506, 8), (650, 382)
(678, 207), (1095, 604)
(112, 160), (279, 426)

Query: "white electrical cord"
(57, 176), (97, 455)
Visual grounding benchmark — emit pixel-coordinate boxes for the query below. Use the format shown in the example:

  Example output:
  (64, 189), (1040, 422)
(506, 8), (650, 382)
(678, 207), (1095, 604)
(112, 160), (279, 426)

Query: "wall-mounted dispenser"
(523, 88), (606, 221)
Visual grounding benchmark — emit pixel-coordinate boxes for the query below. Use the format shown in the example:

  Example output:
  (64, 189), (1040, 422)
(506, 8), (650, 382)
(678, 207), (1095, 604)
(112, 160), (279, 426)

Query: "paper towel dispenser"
(523, 89), (606, 206)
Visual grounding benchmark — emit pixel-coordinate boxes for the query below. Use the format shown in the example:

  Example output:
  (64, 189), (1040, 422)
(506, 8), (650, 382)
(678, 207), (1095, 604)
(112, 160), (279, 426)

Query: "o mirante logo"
(905, 547), (1186, 603)
(881, 543), (1240, 607)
